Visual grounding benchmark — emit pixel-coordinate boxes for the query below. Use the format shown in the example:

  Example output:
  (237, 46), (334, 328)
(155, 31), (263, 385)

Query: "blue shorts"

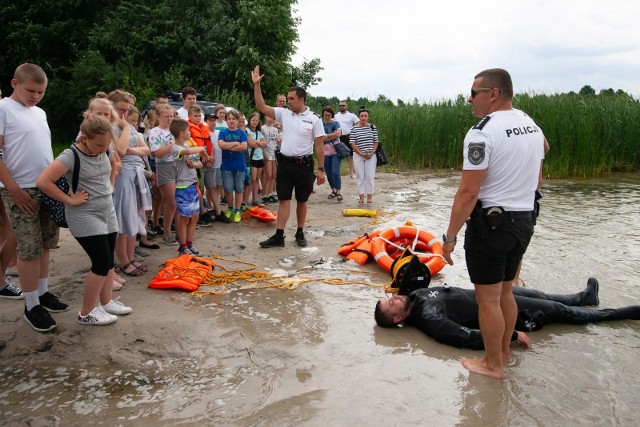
(222, 170), (245, 194)
(175, 183), (200, 217)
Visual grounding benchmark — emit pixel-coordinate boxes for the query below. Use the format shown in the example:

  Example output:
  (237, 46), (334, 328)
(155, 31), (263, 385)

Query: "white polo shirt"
(0, 97), (53, 188)
(463, 109), (545, 211)
(334, 111), (359, 135)
(274, 107), (324, 157)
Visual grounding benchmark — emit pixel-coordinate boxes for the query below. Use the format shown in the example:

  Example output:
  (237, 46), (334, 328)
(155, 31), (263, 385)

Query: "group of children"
(143, 87), (282, 255)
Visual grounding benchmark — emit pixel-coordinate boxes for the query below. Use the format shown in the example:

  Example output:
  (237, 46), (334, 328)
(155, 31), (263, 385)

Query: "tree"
(579, 85), (596, 96)
(1, 0), (322, 143)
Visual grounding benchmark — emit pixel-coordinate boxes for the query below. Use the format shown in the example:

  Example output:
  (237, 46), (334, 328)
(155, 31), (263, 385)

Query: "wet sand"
(1, 171), (639, 426)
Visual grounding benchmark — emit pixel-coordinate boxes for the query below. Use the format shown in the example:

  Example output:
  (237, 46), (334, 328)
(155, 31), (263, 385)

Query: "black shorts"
(464, 218), (534, 285)
(251, 159), (265, 168)
(276, 155), (315, 202)
(340, 135), (354, 156)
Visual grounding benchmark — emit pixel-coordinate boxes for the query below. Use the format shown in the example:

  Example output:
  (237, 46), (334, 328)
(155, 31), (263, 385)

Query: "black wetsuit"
(406, 286), (640, 350)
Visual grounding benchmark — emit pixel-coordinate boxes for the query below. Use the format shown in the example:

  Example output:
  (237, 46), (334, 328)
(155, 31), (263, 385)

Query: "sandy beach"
(1, 170), (639, 426)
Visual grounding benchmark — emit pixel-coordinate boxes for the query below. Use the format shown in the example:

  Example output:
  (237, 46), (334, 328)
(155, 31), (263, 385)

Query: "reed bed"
(312, 93), (640, 178)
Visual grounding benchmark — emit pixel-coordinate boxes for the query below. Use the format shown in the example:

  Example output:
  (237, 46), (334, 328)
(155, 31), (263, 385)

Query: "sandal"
(131, 261), (149, 273)
(358, 199), (364, 205)
(367, 200), (373, 205)
(336, 194), (343, 202)
(120, 262), (144, 277)
(328, 191), (337, 199)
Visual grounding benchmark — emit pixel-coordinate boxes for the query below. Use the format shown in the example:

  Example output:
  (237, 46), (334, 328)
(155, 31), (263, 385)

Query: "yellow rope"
(189, 255), (393, 298)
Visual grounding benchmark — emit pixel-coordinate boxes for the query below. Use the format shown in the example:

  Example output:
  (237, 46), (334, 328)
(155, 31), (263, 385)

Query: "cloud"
(292, 0), (640, 101)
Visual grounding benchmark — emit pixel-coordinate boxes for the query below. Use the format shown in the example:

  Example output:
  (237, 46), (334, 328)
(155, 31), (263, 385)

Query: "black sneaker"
(39, 292), (69, 313)
(295, 231), (307, 247)
(203, 211), (216, 223)
(152, 225), (164, 235)
(260, 234), (285, 248)
(24, 305), (57, 332)
(0, 278), (23, 299)
(215, 213), (232, 224)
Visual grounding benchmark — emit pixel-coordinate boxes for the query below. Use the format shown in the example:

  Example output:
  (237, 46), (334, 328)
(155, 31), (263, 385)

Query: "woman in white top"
(349, 108), (379, 205)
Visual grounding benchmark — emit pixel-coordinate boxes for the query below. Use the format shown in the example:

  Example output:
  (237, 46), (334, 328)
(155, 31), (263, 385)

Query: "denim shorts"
(222, 170), (245, 194)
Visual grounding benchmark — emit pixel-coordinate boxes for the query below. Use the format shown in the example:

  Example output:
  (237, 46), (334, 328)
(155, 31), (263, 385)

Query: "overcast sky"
(291, 0), (640, 102)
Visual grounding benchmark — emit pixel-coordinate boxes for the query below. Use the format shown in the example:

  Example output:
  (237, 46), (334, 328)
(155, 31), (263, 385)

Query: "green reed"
(338, 92), (640, 178)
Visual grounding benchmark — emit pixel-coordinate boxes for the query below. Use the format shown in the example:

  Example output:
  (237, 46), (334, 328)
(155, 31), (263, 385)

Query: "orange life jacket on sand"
(246, 205), (277, 222)
(148, 254), (216, 291)
(337, 230), (381, 265)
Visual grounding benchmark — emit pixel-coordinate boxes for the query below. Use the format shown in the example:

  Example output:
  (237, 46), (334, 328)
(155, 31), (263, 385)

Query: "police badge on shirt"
(467, 142), (485, 165)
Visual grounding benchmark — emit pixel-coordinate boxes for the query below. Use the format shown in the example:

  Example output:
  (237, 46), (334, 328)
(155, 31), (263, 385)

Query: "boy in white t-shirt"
(0, 63), (69, 332)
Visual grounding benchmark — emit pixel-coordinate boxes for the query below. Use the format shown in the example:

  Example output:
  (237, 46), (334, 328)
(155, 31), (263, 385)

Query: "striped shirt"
(349, 124), (379, 154)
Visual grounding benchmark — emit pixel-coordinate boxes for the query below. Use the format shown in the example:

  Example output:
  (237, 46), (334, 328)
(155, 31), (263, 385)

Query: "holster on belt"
(468, 200), (488, 238)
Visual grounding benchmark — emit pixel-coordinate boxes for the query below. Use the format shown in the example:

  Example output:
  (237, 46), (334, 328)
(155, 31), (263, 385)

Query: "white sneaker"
(96, 305), (118, 322)
(102, 297), (133, 315)
(78, 306), (117, 326)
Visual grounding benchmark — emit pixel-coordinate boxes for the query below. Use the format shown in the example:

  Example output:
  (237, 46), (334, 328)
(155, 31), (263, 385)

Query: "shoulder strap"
(69, 145), (81, 193)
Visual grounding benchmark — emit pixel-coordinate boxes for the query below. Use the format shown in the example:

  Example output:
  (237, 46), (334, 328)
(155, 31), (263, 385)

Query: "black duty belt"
(279, 154), (312, 164)
(483, 207), (533, 221)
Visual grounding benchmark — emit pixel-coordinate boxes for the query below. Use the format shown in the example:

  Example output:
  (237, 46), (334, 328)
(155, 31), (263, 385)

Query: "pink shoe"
(112, 280), (123, 291)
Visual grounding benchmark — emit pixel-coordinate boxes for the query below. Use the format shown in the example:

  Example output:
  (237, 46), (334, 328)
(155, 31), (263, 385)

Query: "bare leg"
(16, 258), (40, 293)
(81, 272), (109, 315)
(461, 282), (505, 380)
(186, 215), (198, 243)
(160, 183), (177, 239)
(177, 216), (189, 245)
(99, 269), (114, 306)
(500, 281), (517, 362)
(296, 201), (308, 228)
(276, 200), (291, 230)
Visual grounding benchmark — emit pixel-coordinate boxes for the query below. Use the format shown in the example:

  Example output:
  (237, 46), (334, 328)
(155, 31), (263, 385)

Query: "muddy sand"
(1, 170), (639, 426)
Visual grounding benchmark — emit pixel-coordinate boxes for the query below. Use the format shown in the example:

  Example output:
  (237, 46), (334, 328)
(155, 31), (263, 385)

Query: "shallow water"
(1, 171), (639, 426)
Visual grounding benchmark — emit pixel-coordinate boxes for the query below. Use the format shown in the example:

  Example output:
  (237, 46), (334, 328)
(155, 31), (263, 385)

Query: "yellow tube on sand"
(342, 208), (377, 218)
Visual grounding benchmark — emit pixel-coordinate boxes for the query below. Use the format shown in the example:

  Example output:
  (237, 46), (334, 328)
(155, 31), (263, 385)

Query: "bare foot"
(461, 357), (504, 380)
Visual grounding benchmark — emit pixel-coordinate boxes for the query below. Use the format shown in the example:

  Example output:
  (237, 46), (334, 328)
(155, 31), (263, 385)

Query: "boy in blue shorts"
(169, 119), (206, 255)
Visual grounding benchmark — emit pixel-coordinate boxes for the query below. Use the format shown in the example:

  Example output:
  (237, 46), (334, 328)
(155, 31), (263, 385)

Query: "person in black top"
(375, 277), (640, 350)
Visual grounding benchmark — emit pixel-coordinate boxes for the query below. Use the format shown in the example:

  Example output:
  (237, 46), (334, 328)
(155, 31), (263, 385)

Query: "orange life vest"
(148, 254), (216, 291)
(246, 205), (277, 222)
(189, 120), (212, 155)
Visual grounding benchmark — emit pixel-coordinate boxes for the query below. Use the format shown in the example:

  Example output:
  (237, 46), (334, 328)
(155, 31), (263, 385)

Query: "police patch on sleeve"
(467, 142), (485, 165)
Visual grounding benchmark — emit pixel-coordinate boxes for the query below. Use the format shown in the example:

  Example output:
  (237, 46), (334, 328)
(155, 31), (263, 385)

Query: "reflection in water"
(1, 172), (639, 425)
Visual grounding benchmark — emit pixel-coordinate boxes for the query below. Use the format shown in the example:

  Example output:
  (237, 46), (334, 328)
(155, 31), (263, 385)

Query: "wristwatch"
(318, 167), (325, 172)
(442, 233), (457, 244)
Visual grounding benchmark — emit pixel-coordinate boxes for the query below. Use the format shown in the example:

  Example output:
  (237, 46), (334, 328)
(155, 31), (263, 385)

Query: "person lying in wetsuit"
(375, 258), (640, 350)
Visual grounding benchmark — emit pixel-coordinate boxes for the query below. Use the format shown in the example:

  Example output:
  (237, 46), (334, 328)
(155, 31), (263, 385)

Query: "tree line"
(0, 0), (321, 142)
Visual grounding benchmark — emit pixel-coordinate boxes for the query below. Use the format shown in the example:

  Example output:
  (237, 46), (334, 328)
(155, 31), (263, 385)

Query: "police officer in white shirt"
(251, 66), (326, 248)
(334, 100), (359, 178)
(443, 68), (545, 380)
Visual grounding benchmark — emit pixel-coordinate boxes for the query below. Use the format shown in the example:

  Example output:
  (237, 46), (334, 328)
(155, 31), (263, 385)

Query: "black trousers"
(513, 287), (640, 331)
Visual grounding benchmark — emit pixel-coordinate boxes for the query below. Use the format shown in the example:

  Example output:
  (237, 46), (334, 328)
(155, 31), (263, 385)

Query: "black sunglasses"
(470, 87), (504, 99)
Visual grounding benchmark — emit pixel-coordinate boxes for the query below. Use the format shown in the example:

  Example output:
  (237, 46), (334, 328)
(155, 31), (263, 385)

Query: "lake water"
(1, 171), (639, 426)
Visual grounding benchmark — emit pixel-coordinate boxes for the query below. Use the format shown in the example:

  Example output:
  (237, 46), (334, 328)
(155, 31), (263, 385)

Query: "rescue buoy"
(246, 204), (277, 222)
(148, 254), (216, 291)
(370, 226), (446, 275)
(342, 208), (377, 218)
